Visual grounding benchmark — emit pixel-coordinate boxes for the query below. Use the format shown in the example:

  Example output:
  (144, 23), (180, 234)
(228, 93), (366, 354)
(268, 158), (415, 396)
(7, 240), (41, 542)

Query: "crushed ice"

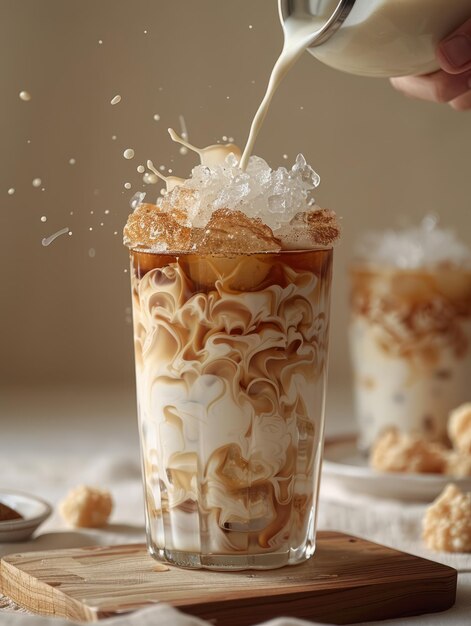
(355, 216), (471, 269)
(158, 153), (320, 231)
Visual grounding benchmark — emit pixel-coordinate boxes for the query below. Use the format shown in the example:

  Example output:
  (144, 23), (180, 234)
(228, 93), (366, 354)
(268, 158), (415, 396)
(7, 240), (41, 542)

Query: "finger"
(390, 70), (471, 104)
(449, 90), (471, 111)
(438, 17), (471, 74)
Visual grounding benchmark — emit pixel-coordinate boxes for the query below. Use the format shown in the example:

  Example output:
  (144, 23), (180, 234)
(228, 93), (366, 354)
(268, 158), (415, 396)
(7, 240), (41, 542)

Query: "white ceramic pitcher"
(279, 0), (471, 77)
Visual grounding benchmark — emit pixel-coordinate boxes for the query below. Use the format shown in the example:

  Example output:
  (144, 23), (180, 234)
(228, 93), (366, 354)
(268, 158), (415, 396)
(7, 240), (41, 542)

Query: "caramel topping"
(198, 209), (281, 254)
(305, 208), (341, 246)
(123, 203), (192, 252)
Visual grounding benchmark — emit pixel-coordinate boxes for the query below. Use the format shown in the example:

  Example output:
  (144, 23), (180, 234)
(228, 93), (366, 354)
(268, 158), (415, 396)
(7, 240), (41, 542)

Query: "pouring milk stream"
(240, 0), (471, 169)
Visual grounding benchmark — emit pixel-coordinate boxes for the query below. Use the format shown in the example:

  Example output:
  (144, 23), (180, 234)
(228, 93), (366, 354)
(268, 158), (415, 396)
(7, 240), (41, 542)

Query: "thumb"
(437, 17), (471, 74)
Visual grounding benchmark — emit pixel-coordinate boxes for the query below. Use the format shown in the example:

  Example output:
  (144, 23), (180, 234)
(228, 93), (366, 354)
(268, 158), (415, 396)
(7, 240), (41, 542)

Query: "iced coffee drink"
(350, 219), (471, 451)
(124, 149), (339, 569)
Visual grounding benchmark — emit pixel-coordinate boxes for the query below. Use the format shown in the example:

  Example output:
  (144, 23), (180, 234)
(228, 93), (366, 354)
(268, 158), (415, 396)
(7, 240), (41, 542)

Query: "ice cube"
(181, 254), (272, 290)
(246, 155), (272, 186)
(130, 192), (146, 211)
(267, 193), (288, 215)
(225, 152), (239, 168)
(215, 173), (250, 209)
(291, 153), (320, 188)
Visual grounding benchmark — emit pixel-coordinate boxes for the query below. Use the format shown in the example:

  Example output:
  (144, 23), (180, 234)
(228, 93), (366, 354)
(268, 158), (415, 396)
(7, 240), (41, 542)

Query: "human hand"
(390, 17), (471, 111)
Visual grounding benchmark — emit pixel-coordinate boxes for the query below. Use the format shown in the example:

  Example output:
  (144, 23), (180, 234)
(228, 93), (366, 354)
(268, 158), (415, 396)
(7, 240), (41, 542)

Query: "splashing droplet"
(111, 95), (121, 105)
(32, 178), (42, 187)
(98, 39), (103, 45)
(179, 115), (188, 139)
(19, 91), (31, 101)
(123, 148), (134, 159)
(143, 172), (158, 185)
(42, 226), (69, 246)
(177, 115), (190, 154)
(7, 188), (15, 195)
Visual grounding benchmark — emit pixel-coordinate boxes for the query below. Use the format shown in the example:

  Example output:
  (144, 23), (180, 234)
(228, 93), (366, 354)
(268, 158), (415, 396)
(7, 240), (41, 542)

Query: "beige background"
(1, 0), (470, 393)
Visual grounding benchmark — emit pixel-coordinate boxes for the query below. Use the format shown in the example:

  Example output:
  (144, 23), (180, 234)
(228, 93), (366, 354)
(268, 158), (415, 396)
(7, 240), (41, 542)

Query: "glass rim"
(128, 246), (334, 257)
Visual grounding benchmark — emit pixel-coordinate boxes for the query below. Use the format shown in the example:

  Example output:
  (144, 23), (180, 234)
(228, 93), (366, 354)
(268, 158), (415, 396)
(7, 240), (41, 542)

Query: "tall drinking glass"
(130, 247), (333, 569)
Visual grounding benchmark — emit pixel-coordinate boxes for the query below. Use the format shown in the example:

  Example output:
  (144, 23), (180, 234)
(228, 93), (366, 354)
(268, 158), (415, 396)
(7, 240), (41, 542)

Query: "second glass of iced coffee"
(125, 152), (339, 569)
(350, 219), (471, 452)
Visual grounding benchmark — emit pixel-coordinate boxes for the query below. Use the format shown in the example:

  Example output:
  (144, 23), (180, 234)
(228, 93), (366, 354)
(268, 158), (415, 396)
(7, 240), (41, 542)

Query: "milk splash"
(42, 227), (70, 247)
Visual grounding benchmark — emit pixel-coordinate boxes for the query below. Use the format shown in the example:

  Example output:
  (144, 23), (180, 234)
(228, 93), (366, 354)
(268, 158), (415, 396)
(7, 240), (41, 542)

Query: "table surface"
(0, 383), (470, 626)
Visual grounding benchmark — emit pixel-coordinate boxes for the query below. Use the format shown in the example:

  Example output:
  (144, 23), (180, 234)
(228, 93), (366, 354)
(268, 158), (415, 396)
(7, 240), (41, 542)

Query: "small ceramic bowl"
(0, 490), (52, 542)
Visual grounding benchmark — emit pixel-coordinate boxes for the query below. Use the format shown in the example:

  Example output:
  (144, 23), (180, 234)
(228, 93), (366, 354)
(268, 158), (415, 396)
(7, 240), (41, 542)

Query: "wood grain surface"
(0, 531), (457, 625)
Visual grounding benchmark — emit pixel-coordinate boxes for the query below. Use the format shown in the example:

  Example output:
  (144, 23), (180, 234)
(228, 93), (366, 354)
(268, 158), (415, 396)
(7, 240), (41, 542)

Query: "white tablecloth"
(1, 386), (470, 626)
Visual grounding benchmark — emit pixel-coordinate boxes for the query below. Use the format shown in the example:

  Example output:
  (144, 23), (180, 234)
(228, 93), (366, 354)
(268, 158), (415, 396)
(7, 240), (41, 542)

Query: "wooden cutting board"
(0, 531), (456, 625)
